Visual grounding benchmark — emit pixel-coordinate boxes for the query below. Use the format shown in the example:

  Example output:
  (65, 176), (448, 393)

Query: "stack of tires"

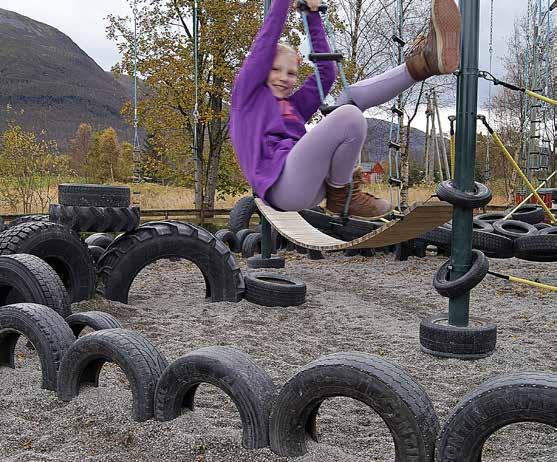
(418, 204), (557, 262)
(49, 184), (140, 234)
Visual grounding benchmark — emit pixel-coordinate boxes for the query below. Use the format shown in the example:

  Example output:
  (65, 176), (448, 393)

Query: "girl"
(230, 0), (461, 217)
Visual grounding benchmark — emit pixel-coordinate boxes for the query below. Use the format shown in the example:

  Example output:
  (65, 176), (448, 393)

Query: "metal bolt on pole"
(448, 0), (481, 327)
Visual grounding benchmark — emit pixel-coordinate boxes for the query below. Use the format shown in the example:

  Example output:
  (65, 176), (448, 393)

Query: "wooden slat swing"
(255, 198), (453, 251)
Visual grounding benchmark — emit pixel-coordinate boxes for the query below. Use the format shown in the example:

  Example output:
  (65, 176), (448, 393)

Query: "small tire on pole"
(435, 371), (557, 461)
(419, 314), (497, 359)
(269, 352), (439, 458)
(433, 249), (489, 298)
(436, 180), (492, 208)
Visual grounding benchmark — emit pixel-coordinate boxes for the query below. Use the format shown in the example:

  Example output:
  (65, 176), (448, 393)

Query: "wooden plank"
(255, 198), (453, 251)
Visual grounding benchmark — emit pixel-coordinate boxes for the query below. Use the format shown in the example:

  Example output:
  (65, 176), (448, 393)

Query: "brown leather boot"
(405, 0), (461, 81)
(326, 168), (392, 218)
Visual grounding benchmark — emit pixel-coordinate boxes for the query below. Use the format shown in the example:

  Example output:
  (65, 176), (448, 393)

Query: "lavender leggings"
(267, 63), (416, 211)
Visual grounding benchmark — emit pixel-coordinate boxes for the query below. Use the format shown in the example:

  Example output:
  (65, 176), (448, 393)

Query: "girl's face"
(266, 51), (299, 99)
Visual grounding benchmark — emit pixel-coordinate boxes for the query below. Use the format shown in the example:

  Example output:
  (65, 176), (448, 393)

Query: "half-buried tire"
(65, 311), (123, 337)
(269, 352), (439, 459)
(97, 221), (244, 304)
(435, 372), (557, 462)
(0, 303), (75, 391)
(56, 328), (168, 422)
(154, 346), (277, 449)
(244, 272), (306, 307)
(0, 222), (96, 303)
(0, 254), (71, 319)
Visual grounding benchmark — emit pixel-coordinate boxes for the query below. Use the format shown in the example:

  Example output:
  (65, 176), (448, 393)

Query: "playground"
(0, 252), (555, 461)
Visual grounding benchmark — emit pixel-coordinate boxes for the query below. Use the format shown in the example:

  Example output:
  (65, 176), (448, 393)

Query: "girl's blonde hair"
(276, 43), (303, 65)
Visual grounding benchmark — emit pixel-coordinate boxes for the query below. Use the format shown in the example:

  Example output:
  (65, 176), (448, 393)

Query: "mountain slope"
(0, 8), (133, 150)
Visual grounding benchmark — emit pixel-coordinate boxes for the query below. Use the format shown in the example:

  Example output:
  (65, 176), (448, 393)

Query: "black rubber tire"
(533, 222), (552, 230)
(417, 224), (452, 249)
(49, 204), (140, 233)
(244, 272), (306, 307)
(435, 371), (557, 461)
(65, 311), (123, 337)
(8, 215), (50, 228)
(58, 184), (131, 208)
(0, 303), (75, 390)
(539, 226), (557, 235)
(269, 351), (439, 458)
(247, 255), (285, 269)
(307, 249), (324, 260)
(236, 229), (257, 251)
(508, 204), (546, 224)
(420, 314), (497, 359)
(471, 230), (513, 259)
(433, 250), (489, 298)
(436, 180), (492, 208)
(0, 222), (96, 303)
(97, 221), (244, 304)
(472, 218), (494, 233)
(84, 233), (115, 249)
(0, 254), (71, 318)
(0, 217), (5, 233)
(215, 229), (241, 253)
(56, 328), (168, 422)
(492, 219), (537, 240)
(229, 196), (258, 233)
(295, 245), (308, 254)
(513, 234), (557, 262)
(242, 232), (261, 258)
(154, 346), (277, 449)
(475, 212), (507, 224)
(87, 245), (105, 263)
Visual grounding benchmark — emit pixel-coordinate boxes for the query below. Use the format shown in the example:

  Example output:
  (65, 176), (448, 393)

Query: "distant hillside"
(362, 118), (428, 166)
(0, 8), (134, 150)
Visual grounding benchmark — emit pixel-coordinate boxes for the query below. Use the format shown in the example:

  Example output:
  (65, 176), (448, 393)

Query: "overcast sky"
(0, 0), (539, 131)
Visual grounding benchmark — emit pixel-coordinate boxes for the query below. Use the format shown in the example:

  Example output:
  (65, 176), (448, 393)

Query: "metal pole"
(449, 0), (480, 327)
(260, 0), (273, 258)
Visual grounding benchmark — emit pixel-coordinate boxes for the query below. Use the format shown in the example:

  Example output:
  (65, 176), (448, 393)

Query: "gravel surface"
(0, 250), (555, 461)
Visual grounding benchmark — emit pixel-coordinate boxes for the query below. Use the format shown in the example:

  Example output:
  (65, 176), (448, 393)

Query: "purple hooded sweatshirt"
(229, 0), (337, 204)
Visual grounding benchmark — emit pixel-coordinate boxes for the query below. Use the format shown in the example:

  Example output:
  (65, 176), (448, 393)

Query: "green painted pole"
(449, 0), (480, 327)
(260, 0), (273, 259)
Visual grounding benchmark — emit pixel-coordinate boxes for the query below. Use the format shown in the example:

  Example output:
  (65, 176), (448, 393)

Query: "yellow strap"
(491, 132), (557, 224)
(509, 276), (557, 292)
(525, 89), (557, 106)
(450, 135), (456, 179)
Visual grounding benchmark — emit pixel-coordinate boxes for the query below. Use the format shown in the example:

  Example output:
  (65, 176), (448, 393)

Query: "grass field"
(0, 181), (512, 215)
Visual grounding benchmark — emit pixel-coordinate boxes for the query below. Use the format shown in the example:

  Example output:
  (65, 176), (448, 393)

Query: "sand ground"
(0, 251), (555, 462)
